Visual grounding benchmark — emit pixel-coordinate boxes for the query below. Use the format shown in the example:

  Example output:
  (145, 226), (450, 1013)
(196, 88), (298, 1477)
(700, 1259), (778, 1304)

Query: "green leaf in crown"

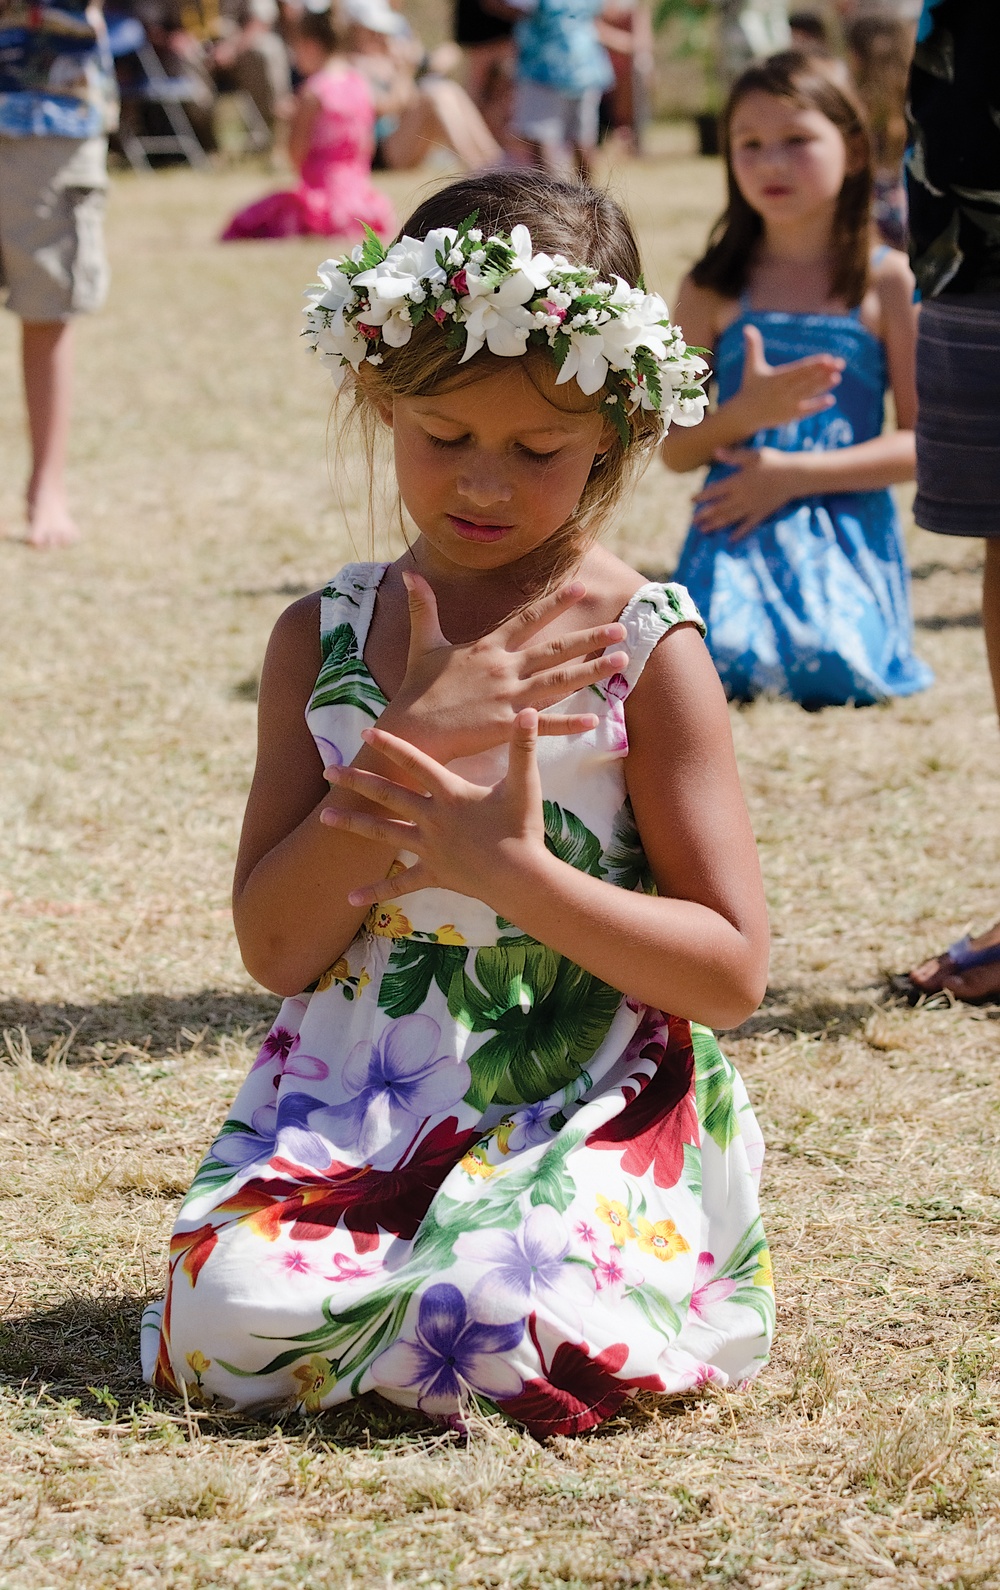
(450, 943), (621, 1111)
(309, 622), (387, 719)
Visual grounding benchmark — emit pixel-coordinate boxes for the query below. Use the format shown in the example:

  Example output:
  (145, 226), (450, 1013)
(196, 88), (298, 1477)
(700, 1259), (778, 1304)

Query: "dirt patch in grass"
(2, 131), (1000, 1586)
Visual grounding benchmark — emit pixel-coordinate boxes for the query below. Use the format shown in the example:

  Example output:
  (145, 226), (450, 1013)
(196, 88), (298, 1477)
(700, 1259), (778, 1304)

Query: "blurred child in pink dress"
(221, 9), (395, 243)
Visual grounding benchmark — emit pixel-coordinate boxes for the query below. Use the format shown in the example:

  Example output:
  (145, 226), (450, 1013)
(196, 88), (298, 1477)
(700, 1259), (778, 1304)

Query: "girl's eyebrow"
(416, 408), (582, 437)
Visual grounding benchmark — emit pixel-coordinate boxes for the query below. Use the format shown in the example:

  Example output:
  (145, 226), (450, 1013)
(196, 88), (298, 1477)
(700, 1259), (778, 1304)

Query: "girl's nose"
(456, 467), (513, 507)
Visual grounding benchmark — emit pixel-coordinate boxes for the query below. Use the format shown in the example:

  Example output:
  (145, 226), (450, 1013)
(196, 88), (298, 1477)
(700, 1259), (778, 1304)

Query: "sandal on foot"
(896, 933), (1000, 1006)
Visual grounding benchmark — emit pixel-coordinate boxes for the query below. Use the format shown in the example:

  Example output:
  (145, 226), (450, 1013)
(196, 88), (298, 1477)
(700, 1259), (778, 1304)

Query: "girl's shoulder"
(861, 245), (916, 341)
(674, 273), (741, 352)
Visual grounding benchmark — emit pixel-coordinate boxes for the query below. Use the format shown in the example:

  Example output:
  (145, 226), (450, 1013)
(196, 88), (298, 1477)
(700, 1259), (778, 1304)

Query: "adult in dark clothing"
(905, 0), (1000, 1002)
(454, 0), (515, 148)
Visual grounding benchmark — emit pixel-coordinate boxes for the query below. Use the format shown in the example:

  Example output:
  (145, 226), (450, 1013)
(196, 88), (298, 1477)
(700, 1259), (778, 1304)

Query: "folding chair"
(106, 14), (210, 170)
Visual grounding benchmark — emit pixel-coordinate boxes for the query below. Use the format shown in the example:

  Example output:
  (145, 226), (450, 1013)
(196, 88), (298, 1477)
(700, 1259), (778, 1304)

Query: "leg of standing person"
(0, 134), (109, 548)
(906, 300), (1000, 1000)
(22, 321), (77, 547)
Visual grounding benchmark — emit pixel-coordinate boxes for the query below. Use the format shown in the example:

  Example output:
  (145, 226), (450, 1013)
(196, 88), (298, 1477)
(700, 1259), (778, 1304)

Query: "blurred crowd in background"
(101, 0), (921, 208)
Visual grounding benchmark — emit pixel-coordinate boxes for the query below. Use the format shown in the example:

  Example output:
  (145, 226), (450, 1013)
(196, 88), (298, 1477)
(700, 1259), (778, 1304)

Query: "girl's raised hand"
(320, 710), (547, 909)
(735, 323), (843, 432)
(377, 571), (629, 764)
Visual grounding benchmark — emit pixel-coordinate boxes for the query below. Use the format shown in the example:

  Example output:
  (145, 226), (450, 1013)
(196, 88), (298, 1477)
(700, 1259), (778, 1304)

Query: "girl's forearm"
(235, 752), (399, 997)
(489, 849), (766, 1031)
(661, 391), (760, 473)
(783, 430), (915, 493)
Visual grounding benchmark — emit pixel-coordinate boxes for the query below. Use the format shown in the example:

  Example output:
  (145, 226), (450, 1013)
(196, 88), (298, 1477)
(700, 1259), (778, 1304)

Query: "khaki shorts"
(0, 135), (109, 322)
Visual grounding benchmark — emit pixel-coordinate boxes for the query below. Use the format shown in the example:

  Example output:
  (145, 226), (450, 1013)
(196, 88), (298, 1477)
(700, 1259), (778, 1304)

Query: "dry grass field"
(2, 131), (1000, 1589)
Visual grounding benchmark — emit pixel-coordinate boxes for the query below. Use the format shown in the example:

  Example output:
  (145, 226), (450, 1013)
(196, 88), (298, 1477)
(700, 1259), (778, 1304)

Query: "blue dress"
(673, 303), (933, 708)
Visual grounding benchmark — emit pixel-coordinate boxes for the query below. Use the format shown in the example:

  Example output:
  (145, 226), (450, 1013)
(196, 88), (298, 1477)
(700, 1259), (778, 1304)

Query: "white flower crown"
(302, 213), (709, 445)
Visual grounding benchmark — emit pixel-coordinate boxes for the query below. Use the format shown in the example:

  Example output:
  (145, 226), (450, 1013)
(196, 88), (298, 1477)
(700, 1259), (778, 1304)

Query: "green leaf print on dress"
(308, 621), (387, 720)
(449, 943), (622, 1112)
(692, 1023), (739, 1150)
(543, 801), (604, 876)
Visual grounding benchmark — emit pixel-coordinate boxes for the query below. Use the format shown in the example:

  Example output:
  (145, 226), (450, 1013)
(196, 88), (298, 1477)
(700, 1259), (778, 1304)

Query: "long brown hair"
(342, 172), (664, 589)
(691, 51), (873, 308)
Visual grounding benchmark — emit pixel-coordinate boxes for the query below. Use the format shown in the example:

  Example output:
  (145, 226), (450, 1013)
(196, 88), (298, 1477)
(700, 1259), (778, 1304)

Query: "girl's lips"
(447, 514), (512, 543)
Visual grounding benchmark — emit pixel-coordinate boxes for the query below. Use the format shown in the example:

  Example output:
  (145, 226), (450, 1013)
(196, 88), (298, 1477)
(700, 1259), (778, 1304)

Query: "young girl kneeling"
(142, 172), (774, 1437)
(667, 53), (932, 709)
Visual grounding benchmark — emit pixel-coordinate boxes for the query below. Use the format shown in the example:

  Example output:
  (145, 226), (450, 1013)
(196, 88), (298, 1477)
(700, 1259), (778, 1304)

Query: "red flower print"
(498, 1316), (664, 1437)
(169, 1223), (219, 1287)
(586, 1011), (698, 1188)
(215, 1115), (478, 1254)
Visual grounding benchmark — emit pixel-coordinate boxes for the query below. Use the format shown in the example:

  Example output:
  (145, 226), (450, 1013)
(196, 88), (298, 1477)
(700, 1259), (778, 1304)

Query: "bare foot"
(908, 920), (1000, 1002)
(25, 498), (80, 548)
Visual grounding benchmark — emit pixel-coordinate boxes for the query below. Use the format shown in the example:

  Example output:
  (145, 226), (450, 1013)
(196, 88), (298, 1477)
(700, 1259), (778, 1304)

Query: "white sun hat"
(342, 0), (408, 34)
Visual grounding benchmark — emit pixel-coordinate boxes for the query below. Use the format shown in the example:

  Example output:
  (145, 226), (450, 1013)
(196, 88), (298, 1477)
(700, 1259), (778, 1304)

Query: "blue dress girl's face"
(729, 91), (852, 230)
(379, 360), (611, 576)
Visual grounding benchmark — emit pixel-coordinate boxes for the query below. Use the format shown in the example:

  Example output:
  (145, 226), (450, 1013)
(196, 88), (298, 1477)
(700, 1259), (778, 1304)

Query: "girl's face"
(293, 34), (329, 75)
(383, 362), (611, 577)
(728, 91), (852, 227)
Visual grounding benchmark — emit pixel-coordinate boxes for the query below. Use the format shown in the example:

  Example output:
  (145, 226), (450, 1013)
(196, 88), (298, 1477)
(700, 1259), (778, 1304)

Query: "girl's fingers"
(320, 807), (419, 847)
(402, 569), (448, 658)
(325, 763), (427, 820)
(347, 860), (431, 910)
(529, 650), (629, 706)
(507, 707), (539, 780)
(518, 620), (626, 674)
(501, 580), (587, 647)
(537, 710), (600, 736)
(360, 725), (458, 795)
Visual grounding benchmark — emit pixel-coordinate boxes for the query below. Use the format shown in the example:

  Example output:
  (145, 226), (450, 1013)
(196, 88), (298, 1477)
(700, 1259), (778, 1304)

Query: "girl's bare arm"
(329, 626), (769, 1031)
(287, 89), (321, 171)
(234, 579), (629, 996)
(661, 275), (844, 474)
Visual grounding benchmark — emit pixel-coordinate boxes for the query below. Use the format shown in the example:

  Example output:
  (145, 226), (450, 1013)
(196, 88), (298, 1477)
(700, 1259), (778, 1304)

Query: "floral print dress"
(141, 563), (774, 1437)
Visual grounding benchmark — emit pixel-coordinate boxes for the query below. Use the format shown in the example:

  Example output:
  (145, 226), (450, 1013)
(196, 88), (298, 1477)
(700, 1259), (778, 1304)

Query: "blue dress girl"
(666, 52), (932, 708)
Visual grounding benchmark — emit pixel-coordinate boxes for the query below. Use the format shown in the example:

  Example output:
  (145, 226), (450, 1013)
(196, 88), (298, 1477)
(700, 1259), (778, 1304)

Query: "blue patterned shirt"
(0, 0), (118, 138)
(510, 0), (613, 96)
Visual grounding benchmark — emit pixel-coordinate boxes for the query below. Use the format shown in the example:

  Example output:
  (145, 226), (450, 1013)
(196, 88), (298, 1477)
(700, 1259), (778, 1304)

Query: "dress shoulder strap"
(615, 582), (706, 692)
(318, 562), (389, 659)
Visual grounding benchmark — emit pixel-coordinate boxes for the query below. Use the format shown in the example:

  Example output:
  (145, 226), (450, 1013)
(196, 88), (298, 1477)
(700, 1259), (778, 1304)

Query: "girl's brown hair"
(690, 51), (874, 308)
(341, 171), (663, 588)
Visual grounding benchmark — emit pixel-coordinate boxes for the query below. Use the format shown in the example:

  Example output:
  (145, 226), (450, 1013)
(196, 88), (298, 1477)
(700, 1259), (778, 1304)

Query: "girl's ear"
(375, 397), (394, 429)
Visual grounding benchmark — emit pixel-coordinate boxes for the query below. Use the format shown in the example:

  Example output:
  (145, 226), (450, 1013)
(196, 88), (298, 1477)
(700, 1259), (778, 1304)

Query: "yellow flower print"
(357, 968), (371, 991)
(433, 924), (466, 945)
(460, 1144), (496, 1179)
(495, 1117), (515, 1155)
(185, 1350), (211, 1383)
(291, 1354), (337, 1413)
(635, 1216), (690, 1263)
(316, 958), (350, 992)
(367, 903), (413, 938)
(596, 1194), (635, 1247)
(753, 1248), (774, 1290)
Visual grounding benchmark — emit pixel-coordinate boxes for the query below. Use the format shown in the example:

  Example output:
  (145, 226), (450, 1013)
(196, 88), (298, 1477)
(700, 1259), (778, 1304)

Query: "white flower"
(467, 228), (483, 242)
(556, 330), (610, 395)
(459, 296), (536, 361)
(671, 392), (710, 426)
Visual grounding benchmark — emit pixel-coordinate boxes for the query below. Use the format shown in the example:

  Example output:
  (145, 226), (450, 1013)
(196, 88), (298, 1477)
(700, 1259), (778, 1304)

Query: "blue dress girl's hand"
(320, 709), (549, 909)
(732, 323), (844, 432)
(692, 445), (803, 540)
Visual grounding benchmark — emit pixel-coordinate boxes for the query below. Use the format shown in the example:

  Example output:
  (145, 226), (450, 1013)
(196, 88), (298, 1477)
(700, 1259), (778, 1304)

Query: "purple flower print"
(210, 1089), (328, 1172)
(210, 1102), (278, 1169)
(455, 1205), (595, 1327)
(502, 1098), (562, 1153)
(605, 673), (630, 755)
(688, 1251), (737, 1321)
(314, 734), (343, 773)
(320, 1015), (470, 1160)
(250, 1026), (298, 1072)
(372, 1282), (523, 1415)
